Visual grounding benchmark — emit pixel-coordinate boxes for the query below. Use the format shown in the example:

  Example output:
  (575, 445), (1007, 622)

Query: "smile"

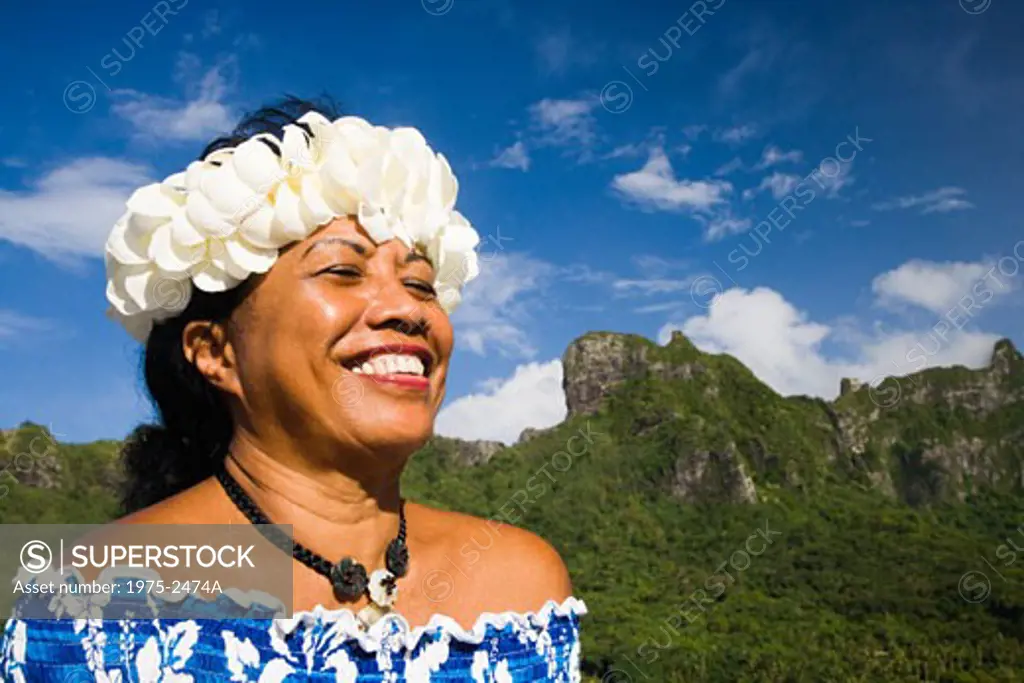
(349, 353), (427, 377)
(340, 345), (435, 391)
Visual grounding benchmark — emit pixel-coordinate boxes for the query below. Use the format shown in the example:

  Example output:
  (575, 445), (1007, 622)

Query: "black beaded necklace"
(215, 467), (410, 606)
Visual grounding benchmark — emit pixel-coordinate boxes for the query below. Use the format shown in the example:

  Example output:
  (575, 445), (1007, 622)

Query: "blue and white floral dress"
(0, 569), (586, 682)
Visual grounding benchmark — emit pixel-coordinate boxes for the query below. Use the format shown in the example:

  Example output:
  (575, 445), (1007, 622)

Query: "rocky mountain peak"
(991, 337), (1022, 376)
(562, 332), (650, 416)
(561, 331), (710, 417)
(1, 421), (64, 490)
(557, 330), (1023, 506)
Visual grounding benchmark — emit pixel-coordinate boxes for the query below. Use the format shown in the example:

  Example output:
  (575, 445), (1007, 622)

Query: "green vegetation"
(0, 422), (121, 523)
(3, 331), (1023, 681)
(407, 415), (1024, 681)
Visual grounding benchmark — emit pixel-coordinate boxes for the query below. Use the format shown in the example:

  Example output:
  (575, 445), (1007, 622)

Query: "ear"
(182, 320), (243, 399)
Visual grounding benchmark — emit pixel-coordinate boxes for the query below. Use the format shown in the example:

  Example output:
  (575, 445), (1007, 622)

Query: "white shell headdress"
(104, 111), (481, 342)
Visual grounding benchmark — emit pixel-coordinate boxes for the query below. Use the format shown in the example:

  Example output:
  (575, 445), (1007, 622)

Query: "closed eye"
(405, 279), (437, 298)
(320, 266), (362, 278)
(320, 267), (436, 298)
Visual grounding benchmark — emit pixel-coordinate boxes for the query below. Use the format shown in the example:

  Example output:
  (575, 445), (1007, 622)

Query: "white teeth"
(349, 353), (427, 377)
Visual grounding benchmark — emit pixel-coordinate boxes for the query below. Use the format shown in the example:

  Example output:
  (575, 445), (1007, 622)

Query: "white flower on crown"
(104, 112), (481, 342)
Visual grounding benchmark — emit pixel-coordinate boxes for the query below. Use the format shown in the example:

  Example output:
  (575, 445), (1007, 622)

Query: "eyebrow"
(302, 237), (366, 259)
(404, 250), (431, 266)
(302, 236), (433, 266)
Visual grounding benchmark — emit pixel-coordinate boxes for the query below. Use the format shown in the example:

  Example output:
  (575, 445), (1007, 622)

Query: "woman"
(1, 97), (586, 681)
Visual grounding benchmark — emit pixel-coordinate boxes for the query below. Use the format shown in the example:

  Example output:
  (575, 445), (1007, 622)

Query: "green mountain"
(3, 331), (1023, 681)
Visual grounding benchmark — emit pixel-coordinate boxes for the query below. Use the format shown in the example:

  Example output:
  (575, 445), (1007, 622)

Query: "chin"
(340, 411), (435, 459)
(365, 429), (433, 463)
(326, 367), (441, 457)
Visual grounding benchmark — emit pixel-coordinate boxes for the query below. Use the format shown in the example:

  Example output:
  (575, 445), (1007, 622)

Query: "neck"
(223, 430), (403, 568)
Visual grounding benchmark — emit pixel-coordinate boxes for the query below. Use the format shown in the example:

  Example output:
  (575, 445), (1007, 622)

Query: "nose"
(362, 275), (431, 339)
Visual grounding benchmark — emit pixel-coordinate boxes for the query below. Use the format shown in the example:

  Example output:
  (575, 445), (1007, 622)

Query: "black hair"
(119, 94), (343, 515)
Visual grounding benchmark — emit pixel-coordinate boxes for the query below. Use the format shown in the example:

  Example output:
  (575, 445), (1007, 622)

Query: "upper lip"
(343, 343), (435, 374)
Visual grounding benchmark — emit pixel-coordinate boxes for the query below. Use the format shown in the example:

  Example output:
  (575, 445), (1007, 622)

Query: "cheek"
(246, 288), (353, 374)
(431, 312), (455, 355)
(285, 284), (356, 338)
(308, 298), (344, 330)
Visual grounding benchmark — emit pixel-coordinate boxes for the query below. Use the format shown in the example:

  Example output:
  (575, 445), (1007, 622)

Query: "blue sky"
(1, 0), (1022, 444)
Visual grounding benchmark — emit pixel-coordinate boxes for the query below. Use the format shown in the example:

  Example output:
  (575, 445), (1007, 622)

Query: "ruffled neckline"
(13, 565), (587, 654)
(271, 596), (588, 653)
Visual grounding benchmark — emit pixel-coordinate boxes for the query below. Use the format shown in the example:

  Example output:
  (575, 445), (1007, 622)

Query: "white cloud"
(112, 57), (235, 144)
(744, 172), (801, 201)
(611, 147), (732, 213)
(529, 97), (598, 148)
(634, 301), (685, 314)
(702, 215), (751, 241)
(682, 124), (708, 140)
(201, 10), (222, 38)
(847, 328), (1000, 382)
(602, 128), (671, 161)
(558, 263), (614, 285)
(536, 30), (573, 74)
(602, 143), (647, 160)
(816, 159), (855, 198)
(659, 286), (1000, 399)
(718, 49), (764, 97)
(489, 141), (531, 171)
(872, 187), (973, 214)
(435, 360), (566, 444)
(872, 259), (998, 314)
(612, 278), (695, 296)
(667, 287), (835, 396)
(233, 33), (262, 49)
(923, 197), (974, 214)
(745, 160), (853, 201)
(754, 145), (803, 170)
(0, 310), (53, 344)
(714, 157), (745, 176)
(0, 157), (152, 261)
(535, 29), (597, 75)
(450, 252), (554, 359)
(630, 254), (691, 275)
(714, 124), (758, 145)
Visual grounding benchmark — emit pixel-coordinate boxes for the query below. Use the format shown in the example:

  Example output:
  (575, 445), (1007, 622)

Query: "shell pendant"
(356, 568), (399, 629)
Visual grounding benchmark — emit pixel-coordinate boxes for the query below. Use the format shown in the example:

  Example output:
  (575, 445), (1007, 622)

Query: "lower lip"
(356, 372), (430, 391)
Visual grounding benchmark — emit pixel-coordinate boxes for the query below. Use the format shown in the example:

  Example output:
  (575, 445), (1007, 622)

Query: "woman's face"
(221, 217), (455, 466)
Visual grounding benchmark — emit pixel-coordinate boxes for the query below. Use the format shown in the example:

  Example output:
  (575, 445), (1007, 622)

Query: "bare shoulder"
(113, 477), (228, 525)
(61, 479), (226, 581)
(406, 501), (573, 615)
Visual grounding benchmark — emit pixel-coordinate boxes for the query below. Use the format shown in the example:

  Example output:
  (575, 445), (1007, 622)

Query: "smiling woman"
(0, 96), (585, 682)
